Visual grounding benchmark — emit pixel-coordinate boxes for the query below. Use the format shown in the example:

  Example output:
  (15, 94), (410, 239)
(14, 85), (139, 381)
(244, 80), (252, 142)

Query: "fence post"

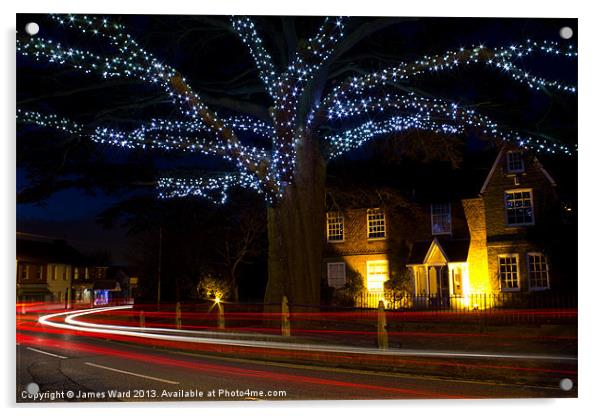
(281, 296), (291, 337)
(217, 301), (225, 329)
(377, 300), (388, 350)
(175, 302), (182, 329)
(139, 310), (145, 328)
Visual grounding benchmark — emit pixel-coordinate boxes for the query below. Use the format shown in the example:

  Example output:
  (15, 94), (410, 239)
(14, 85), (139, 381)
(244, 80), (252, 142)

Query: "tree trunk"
(264, 130), (326, 310)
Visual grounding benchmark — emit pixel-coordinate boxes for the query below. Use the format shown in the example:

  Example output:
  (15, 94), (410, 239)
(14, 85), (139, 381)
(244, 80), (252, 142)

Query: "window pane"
(367, 261), (388, 292)
(505, 190), (534, 225)
(326, 212), (344, 241)
(327, 263), (346, 288)
(528, 254), (549, 289)
(367, 209), (386, 239)
(507, 151), (525, 172)
(431, 203), (451, 234)
(499, 255), (519, 290)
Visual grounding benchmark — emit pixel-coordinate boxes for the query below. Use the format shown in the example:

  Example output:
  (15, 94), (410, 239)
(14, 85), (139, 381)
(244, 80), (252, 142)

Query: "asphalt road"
(16, 320), (577, 403)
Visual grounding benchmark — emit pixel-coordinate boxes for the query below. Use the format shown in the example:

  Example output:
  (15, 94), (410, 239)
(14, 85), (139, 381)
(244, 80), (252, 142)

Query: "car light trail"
(38, 306), (577, 363)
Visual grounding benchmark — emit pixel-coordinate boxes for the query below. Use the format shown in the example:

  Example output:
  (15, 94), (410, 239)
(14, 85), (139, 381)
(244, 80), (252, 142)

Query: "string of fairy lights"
(17, 14), (577, 204)
(324, 92), (575, 156)
(157, 173), (263, 204)
(309, 40), (577, 128)
(230, 17), (278, 99)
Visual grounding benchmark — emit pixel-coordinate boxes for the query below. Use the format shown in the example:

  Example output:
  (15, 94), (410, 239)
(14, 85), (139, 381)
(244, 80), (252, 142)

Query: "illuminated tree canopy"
(17, 14), (576, 205)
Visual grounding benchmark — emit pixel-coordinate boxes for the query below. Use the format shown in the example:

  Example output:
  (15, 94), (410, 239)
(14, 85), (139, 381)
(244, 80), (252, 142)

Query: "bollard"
(281, 296), (291, 337)
(139, 311), (145, 328)
(175, 302), (182, 329)
(377, 300), (388, 350)
(217, 301), (225, 329)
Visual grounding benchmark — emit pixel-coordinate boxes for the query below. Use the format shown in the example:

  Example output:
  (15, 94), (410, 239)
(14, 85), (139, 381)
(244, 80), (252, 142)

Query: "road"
(16, 307), (577, 402)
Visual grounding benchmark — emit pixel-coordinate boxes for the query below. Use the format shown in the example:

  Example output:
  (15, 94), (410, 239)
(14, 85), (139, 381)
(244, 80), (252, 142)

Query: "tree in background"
(17, 15), (576, 306)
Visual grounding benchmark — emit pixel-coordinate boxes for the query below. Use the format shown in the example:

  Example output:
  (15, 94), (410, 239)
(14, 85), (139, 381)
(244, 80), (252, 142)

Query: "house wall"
(323, 208), (401, 292)
(46, 263), (73, 302)
(324, 208), (389, 258)
(324, 253), (390, 288)
(461, 198), (490, 294)
(16, 262), (46, 283)
(481, 150), (559, 293)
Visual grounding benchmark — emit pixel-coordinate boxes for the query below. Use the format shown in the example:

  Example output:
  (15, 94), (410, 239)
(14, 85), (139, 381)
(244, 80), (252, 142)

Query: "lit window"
(431, 203), (452, 235)
(498, 254), (520, 291)
(505, 189), (534, 226)
(528, 253), (550, 290)
(327, 262), (346, 288)
(326, 212), (344, 242)
(74, 268), (79, 280)
(367, 260), (389, 292)
(451, 267), (463, 296)
(507, 151), (525, 173)
(367, 208), (386, 239)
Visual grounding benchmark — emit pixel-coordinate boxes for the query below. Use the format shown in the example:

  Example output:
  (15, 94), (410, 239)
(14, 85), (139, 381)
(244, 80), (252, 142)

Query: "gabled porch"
(407, 238), (470, 309)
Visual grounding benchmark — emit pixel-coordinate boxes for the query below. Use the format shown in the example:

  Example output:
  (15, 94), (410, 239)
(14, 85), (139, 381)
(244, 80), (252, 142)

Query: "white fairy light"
(17, 15), (576, 204)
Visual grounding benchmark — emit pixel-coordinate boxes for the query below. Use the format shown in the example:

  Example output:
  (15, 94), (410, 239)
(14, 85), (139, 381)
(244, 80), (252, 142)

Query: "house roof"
(407, 238), (470, 265)
(17, 237), (87, 265)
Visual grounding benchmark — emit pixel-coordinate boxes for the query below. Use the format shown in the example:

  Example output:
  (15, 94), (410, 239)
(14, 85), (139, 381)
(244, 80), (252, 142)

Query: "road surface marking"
(166, 348), (563, 391)
(84, 362), (180, 385)
(26, 347), (67, 359)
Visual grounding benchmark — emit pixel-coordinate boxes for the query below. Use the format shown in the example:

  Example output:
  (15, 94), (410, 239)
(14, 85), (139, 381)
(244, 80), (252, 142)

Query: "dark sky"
(16, 15), (578, 264)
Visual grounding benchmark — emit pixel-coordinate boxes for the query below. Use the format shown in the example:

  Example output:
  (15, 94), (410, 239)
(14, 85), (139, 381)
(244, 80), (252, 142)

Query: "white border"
(3, 1), (599, 416)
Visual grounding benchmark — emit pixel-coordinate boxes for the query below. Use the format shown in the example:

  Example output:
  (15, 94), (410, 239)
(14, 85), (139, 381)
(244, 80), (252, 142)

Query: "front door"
(428, 265), (450, 308)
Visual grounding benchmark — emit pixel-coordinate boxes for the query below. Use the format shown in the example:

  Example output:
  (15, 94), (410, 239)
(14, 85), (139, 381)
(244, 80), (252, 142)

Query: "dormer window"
(506, 151), (525, 173)
(431, 203), (452, 235)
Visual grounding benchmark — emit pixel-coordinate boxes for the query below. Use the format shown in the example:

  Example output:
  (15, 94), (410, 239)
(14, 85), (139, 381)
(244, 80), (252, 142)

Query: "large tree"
(17, 14), (576, 307)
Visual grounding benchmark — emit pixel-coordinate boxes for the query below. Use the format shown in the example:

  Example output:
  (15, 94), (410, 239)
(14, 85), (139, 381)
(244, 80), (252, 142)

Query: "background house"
(16, 233), (111, 305)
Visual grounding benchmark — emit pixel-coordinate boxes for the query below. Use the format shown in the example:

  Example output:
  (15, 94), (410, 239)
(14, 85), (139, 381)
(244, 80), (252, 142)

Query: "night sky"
(16, 14), (577, 264)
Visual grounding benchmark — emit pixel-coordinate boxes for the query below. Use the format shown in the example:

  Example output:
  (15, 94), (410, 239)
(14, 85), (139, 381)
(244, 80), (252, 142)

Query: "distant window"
(85, 268), (89, 280)
(327, 262), (346, 289)
(505, 189), (535, 226)
(20, 264), (29, 281)
(507, 151), (525, 173)
(36, 266), (42, 280)
(51, 265), (57, 280)
(63, 266), (68, 281)
(326, 212), (344, 242)
(498, 254), (520, 291)
(431, 203), (452, 235)
(367, 260), (389, 292)
(528, 253), (550, 290)
(74, 268), (79, 280)
(367, 208), (386, 239)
